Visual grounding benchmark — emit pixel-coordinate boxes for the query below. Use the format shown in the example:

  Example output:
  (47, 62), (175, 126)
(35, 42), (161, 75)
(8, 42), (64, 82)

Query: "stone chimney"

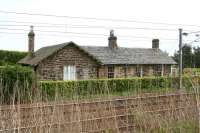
(28, 26), (35, 57)
(152, 39), (159, 49)
(108, 30), (117, 49)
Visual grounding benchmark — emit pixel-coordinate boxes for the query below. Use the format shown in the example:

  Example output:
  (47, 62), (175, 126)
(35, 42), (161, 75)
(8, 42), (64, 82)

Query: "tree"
(193, 46), (200, 68)
(173, 44), (193, 68)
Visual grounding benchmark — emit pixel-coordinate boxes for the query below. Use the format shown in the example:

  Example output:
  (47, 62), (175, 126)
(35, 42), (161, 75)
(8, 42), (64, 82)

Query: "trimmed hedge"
(0, 65), (35, 104)
(40, 77), (182, 100)
(0, 50), (27, 65)
(0, 64), (197, 103)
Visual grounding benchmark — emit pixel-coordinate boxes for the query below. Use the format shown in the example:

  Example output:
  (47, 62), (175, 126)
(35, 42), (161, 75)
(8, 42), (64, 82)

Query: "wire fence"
(0, 93), (198, 133)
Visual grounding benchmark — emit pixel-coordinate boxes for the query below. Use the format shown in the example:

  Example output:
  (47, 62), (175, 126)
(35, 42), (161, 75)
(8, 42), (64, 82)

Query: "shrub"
(0, 65), (35, 104)
(184, 68), (200, 76)
(0, 50), (27, 65)
(40, 77), (182, 100)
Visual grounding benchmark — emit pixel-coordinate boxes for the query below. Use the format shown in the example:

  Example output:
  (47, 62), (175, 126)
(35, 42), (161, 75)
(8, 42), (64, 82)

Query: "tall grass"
(0, 72), (199, 132)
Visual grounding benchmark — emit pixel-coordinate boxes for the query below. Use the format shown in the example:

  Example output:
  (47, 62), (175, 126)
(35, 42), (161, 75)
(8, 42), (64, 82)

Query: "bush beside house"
(0, 65), (35, 103)
(184, 68), (200, 76)
(40, 76), (195, 100)
(0, 65), (197, 103)
(0, 50), (27, 65)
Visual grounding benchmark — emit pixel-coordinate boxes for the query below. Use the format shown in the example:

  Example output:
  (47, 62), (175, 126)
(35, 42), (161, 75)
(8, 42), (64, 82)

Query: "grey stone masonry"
(36, 45), (98, 80)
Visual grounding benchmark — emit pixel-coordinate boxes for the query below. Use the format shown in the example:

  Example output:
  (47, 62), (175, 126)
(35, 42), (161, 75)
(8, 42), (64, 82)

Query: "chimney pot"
(152, 39), (159, 49)
(108, 30), (117, 49)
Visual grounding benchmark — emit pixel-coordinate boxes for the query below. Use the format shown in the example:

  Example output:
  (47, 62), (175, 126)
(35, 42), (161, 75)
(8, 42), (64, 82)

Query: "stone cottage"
(19, 27), (177, 80)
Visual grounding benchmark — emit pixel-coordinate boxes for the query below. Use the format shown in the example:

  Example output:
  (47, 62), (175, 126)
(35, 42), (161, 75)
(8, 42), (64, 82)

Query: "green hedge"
(0, 65), (197, 103)
(0, 50), (27, 65)
(0, 65), (35, 104)
(40, 77), (185, 100)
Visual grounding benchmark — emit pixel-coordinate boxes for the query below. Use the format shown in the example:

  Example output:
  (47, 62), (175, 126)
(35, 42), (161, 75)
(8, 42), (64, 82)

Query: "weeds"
(0, 74), (199, 132)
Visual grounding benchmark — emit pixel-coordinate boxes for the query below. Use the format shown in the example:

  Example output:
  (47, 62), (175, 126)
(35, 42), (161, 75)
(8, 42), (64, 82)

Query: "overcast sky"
(1, 0), (200, 55)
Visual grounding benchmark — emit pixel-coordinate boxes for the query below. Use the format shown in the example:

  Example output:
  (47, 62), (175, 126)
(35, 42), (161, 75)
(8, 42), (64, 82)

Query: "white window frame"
(63, 65), (76, 80)
(170, 65), (176, 77)
(153, 64), (163, 76)
(140, 65), (143, 77)
(136, 65), (143, 77)
(108, 65), (115, 78)
(161, 64), (164, 77)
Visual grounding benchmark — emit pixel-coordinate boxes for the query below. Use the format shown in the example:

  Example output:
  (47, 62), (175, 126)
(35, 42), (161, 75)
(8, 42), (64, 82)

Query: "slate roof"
(18, 41), (177, 66)
(19, 42), (69, 66)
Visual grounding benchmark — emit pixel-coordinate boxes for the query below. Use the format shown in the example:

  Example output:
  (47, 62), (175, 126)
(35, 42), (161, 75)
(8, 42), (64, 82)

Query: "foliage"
(193, 46), (200, 68)
(132, 111), (198, 133)
(0, 65), (35, 104)
(173, 45), (200, 68)
(0, 69), (197, 102)
(173, 45), (194, 68)
(0, 50), (27, 65)
(184, 68), (200, 76)
(40, 77), (188, 100)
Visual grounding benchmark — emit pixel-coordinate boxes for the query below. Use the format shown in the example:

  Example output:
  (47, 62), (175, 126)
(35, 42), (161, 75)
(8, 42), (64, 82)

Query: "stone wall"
(98, 65), (108, 78)
(36, 44), (98, 80)
(98, 64), (172, 79)
(115, 66), (125, 78)
(114, 65), (137, 78)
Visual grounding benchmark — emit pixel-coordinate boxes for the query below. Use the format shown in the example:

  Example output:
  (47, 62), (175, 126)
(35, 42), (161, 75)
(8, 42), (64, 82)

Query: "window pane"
(69, 66), (71, 80)
(71, 66), (76, 80)
(63, 66), (68, 80)
(63, 65), (76, 80)
(136, 65), (142, 77)
(108, 66), (114, 78)
(153, 65), (162, 76)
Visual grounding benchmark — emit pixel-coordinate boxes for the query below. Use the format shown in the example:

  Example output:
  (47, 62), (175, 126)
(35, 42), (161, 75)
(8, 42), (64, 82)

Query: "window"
(143, 66), (149, 76)
(63, 65), (76, 80)
(136, 65), (143, 77)
(108, 65), (114, 78)
(153, 65), (163, 76)
(124, 65), (127, 78)
(170, 65), (176, 77)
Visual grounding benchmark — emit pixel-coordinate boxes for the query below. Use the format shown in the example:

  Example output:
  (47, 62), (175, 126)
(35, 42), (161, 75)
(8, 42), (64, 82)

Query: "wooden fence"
(0, 93), (199, 133)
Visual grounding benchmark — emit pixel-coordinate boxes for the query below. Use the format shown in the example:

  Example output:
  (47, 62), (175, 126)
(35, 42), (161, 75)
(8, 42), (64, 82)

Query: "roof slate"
(81, 46), (176, 65)
(18, 42), (177, 66)
(18, 42), (68, 66)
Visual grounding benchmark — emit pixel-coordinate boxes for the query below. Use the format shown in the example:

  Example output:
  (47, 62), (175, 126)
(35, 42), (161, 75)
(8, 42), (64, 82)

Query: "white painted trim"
(63, 65), (76, 80)
(140, 65), (143, 77)
(161, 64), (164, 76)
(170, 65), (173, 77)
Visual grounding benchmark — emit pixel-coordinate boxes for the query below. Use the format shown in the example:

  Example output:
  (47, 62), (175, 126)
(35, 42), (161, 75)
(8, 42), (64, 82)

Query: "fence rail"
(0, 93), (198, 133)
